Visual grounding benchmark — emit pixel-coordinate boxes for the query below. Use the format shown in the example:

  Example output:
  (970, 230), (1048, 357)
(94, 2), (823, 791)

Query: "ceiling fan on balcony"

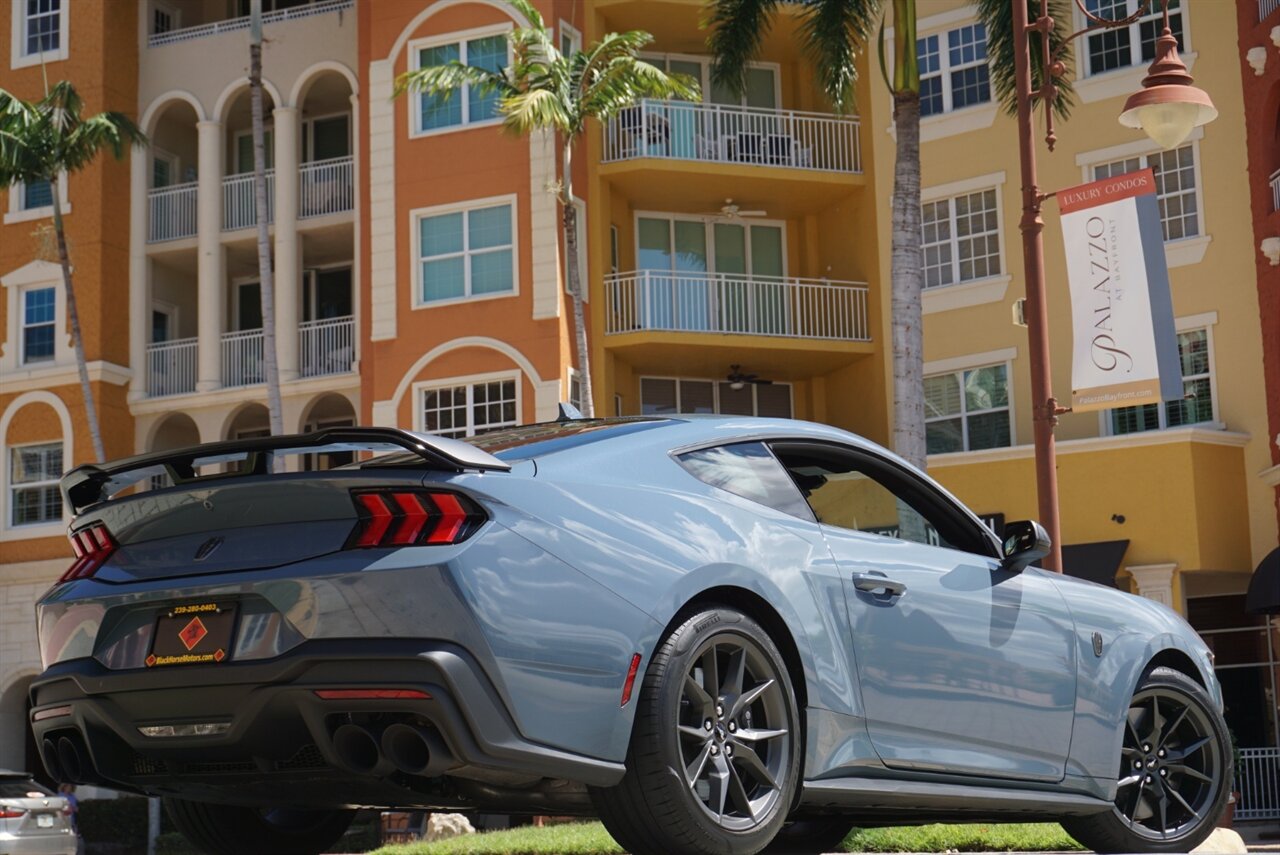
(705, 199), (767, 220)
(727, 365), (773, 391)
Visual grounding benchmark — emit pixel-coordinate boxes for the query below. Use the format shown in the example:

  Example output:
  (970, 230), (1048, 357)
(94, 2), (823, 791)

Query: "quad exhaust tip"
(330, 721), (455, 778)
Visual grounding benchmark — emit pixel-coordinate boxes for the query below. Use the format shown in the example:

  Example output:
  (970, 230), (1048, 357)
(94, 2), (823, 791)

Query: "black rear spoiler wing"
(60, 426), (510, 515)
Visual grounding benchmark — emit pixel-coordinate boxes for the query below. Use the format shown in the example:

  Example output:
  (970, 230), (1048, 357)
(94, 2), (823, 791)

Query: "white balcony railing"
(1238, 747), (1280, 820)
(603, 100), (862, 174)
(221, 328), (264, 388)
(606, 270), (870, 341)
(147, 182), (198, 243)
(148, 0), (354, 48)
(145, 337), (197, 397)
(300, 156), (354, 219)
(1263, 0), (1280, 21)
(223, 170), (275, 232)
(299, 315), (355, 377)
(1270, 168), (1280, 213)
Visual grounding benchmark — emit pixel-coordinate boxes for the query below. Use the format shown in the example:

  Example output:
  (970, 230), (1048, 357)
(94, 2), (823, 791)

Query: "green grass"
(373, 820), (1085, 854)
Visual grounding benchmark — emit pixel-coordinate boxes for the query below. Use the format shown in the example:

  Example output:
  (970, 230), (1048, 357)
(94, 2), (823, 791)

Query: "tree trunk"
(890, 90), (926, 471)
(250, 0), (284, 445)
(562, 142), (594, 417)
(50, 187), (105, 463)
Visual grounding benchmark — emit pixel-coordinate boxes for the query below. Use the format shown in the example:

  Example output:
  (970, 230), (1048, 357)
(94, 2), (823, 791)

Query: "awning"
(1246, 547), (1280, 614)
(1061, 540), (1130, 588)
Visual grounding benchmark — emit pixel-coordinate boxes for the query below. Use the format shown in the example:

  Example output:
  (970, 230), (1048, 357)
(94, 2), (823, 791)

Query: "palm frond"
(705, 0), (779, 99)
(394, 61), (514, 103)
(798, 0), (881, 112)
(501, 88), (575, 135)
(975, 0), (1074, 119)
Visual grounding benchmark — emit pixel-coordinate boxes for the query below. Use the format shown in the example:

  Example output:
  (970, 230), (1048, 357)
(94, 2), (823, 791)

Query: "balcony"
(300, 156), (354, 219)
(147, 0), (353, 48)
(603, 100), (862, 175)
(299, 316), (355, 377)
(605, 271), (871, 341)
(147, 182), (198, 243)
(220, 328), (264, 388)
(223, 171), (275, 232)
(145, 338), (197, 397)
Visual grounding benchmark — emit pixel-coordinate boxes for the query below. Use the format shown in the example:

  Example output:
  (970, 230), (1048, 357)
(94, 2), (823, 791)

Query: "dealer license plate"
(36, 813), (54, 827)
(146, 602), (237, 668)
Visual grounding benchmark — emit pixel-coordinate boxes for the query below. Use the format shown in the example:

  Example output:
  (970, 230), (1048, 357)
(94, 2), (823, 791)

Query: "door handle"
(851, 572), (907, 598)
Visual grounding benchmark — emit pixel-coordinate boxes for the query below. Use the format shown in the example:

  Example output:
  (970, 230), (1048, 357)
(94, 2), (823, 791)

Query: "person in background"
(58, 784), (82, 854)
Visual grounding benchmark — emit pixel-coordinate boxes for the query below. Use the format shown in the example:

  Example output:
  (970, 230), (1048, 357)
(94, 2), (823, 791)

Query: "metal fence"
(605, 270), (871, 341)
(145, 338), (197, 398)
(220, 328), (265, 388)
(223, 171), (275, 232)
(299, 316), (355, 378)
(147, 182), (198, 243)
(148, 0), (353, 47)
(1238, 747), (1280, 821)
(603, 99), (862, 174)
(300, 156), (354, 219)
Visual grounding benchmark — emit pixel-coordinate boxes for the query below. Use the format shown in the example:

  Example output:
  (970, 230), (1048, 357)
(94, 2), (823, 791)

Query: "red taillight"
(347, 490), (484, 549)
(313, 689), (432, 700)
(0, 808), (25, 818)
(59, 522), (116, 583)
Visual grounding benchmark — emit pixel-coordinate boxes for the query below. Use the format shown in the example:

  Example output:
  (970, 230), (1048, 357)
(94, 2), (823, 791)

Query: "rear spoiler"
(60, 426), (510, 515)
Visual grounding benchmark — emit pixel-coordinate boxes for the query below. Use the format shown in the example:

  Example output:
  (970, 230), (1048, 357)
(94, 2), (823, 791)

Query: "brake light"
(348, 491), (484, 548)
(60, 522), (116, 583)
(0, 808), (25, 818)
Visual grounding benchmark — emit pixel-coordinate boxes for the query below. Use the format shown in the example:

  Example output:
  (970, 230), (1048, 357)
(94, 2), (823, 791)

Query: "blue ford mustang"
(30, 416), (1228, 855)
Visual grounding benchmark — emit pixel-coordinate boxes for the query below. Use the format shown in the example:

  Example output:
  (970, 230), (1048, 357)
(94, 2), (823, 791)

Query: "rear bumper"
(29, 639), (624, 809)
(0, 831), (77, 855)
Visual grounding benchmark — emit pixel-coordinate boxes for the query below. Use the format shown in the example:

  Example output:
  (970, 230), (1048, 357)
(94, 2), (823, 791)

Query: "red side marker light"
(313, 689), (432, 700)
(621, 653), (643, 707)
(31, 705), (72, 722)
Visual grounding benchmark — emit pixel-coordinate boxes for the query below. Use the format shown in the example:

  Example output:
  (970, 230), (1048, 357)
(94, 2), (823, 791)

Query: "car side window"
(676, 442), (814, 520)
(771, 443), (994, 555)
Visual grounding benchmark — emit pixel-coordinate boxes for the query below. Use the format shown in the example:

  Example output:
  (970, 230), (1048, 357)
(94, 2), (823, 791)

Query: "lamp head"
(1118, 26), (1216, 149)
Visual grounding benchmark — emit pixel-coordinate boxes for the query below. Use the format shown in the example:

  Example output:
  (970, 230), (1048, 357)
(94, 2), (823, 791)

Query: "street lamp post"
(1011, 0), (1216, 572)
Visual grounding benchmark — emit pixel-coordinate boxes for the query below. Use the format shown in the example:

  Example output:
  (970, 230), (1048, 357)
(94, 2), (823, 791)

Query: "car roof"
(0, 770), (32, 777)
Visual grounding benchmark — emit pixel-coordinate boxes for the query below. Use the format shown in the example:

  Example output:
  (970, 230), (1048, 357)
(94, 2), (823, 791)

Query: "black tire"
(592, 606), (801, 855)
(762, 817), (855, 853)
(1061, 666), (1231, 854)
(163, 797), (356, 855)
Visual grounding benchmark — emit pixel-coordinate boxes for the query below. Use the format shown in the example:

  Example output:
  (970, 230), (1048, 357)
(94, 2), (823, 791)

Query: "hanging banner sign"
(1057, 168), (1181, 412)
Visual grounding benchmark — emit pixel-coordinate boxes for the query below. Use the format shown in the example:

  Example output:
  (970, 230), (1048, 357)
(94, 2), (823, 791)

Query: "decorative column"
(127, 147), (148, 402)
(196, 120), (224, 392)
(1127, 564), (1178, 608)
(273, 106), (300, 383)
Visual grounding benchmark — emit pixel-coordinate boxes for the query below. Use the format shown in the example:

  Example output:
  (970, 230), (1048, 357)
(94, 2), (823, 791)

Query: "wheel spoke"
(735, 726), (787, 743)
(721, 646), (746, 699)
(1167, 762), (1212, 784)
(684, 740), (713, 789)
(685, 674), (714, 713)
(730, 678), (775, 720)
(1127, 778), (1147, 827)
(1125, 714), (1143, 750)
(1166, 735), (1210, 762)
(700, 647), (720, 701)
(1147, 695), (1163, 749)
(726, 760), (755, 820)
(1157, 705), (1191, 752)
(1167, 782), (1203, 822)
(678, 724), (711, 743)
(732, 742), (777, 791)
(707, 753), (731, 819)
(1117, 773), (1143, 788)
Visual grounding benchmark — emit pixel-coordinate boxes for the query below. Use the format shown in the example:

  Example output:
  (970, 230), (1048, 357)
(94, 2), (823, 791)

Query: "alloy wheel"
(1112, 686), (1224, 841)
(677, 633), (791, 831)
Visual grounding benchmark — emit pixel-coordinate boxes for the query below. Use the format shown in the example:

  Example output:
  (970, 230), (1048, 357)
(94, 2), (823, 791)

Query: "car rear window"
(0, 779), (51, 798)
(466, 418), (675, 462)
(677, 442), (813, 520)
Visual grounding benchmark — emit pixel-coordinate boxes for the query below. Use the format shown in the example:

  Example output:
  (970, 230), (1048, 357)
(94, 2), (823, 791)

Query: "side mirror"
(999, 520), (1051, 573)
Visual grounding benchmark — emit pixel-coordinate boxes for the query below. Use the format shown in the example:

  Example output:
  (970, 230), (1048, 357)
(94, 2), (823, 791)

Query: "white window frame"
(1078, 0), (1189, 79)
(917, 22), (992, 117)
(558, 20), (581, 57)
(302, 262), (355, 322)
(11, 0), (69, 70)
(20, 285), (57, 367)
(919, 173), (1006, 292)
(1078, 134), (1207, 263)
(1099, 314), (1220, 436)
(411, 194), (519, 309)
(4, 173), (70, 225)
(924, 360), (1015, 453)
(233, 125), (275, 174)
(638, 375), (795, 418)
(7, 439), (64, 528)
(566, 367), (583, 411)
(1, 260), (69, 374)
(408, 24), (513, 140)
(638, 52), (782, 109)
(151, 1), (181, 37)
(413, 369), (523, 437)
(564, 195), (588, 301)
(632, 210), (790, 278)
(151, 148), (180, 189)
(301, 111), (353, 163)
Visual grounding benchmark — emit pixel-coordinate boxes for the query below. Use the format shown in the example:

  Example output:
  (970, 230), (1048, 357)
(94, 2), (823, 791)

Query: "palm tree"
(707, 0), (1071, 469)
(0, 81), (145, 463)
(248, 0), (283, 439)
(396, 0), (698, 417)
